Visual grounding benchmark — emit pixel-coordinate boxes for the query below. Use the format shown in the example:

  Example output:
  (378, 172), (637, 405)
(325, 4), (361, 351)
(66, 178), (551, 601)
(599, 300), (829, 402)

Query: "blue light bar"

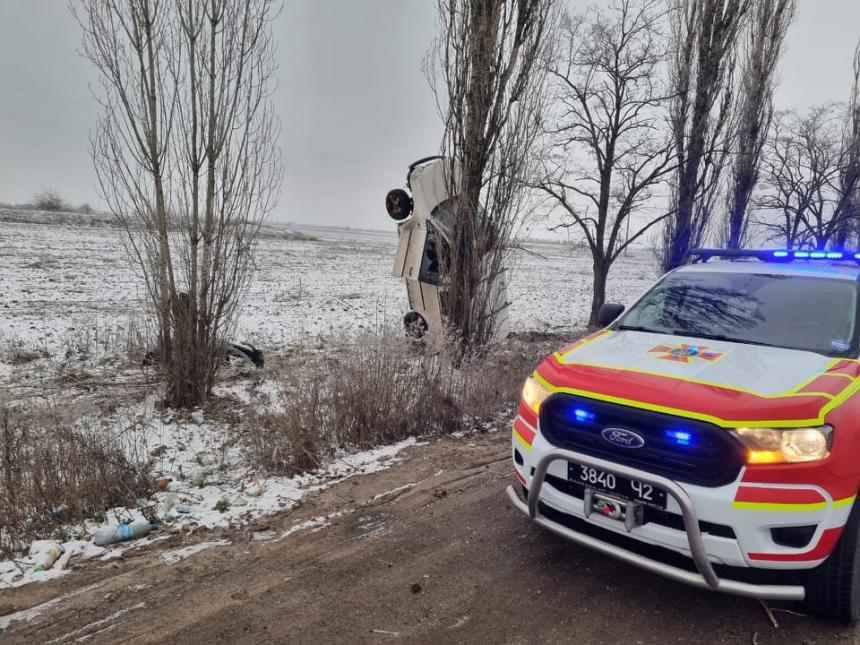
(572, 408), (595, 423)
(665, 430), (692, 446)
(690, 248), (860, 265)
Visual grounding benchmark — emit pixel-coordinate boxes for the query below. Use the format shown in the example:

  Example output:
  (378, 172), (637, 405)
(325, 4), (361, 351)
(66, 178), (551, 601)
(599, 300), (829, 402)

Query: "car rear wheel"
(805, 498), (860, 621)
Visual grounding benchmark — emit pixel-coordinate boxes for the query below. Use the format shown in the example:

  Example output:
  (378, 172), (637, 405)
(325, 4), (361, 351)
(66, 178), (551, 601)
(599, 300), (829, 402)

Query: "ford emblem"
(601, 427), (645, 449)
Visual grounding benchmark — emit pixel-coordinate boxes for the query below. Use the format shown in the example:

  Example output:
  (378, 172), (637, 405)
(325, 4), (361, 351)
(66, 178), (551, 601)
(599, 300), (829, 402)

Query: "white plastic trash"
(30, 540), (64, 572)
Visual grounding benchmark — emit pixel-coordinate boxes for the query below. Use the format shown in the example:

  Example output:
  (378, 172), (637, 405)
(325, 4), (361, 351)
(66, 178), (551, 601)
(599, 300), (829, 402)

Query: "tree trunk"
(589, 259), (608, 328)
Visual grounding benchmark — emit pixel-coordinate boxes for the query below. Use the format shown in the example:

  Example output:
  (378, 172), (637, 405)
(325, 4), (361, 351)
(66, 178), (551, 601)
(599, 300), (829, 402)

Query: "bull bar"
(506, 447), (806, 601)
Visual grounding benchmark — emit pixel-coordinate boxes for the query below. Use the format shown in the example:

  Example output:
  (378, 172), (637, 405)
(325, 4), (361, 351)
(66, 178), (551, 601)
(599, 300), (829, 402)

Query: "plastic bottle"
(93, 521), (158, 546)
(160, 492), (179, 515)
(32, 541), (64, 572)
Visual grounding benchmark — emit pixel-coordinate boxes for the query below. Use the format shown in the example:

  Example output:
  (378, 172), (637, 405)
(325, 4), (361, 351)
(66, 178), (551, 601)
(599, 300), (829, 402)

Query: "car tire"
(805, 497), (860, 621)
(403, 311), (428, 339)
(385, 188), (413, 222)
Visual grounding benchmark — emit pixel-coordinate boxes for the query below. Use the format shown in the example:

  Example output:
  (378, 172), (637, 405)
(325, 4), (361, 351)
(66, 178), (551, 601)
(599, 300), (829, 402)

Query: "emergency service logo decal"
(647, 343), (725, 364)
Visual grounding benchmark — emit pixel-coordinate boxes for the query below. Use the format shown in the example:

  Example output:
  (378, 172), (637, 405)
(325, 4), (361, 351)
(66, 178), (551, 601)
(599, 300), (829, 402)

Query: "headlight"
(730, 425), (833, 464)
(522, 376), (552, 415)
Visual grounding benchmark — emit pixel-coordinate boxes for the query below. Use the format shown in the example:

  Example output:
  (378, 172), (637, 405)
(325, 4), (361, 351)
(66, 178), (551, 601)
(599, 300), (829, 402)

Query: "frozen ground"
(0, 213), (658, 589)
(0, 217), (658, 355)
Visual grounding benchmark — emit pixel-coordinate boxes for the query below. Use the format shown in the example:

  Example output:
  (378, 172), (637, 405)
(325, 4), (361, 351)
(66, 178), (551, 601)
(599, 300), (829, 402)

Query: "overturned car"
(385, 156), (509, 342)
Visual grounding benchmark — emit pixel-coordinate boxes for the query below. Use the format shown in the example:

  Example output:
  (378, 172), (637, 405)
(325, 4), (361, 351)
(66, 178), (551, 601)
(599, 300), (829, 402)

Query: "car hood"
(534, 329), (860, 428)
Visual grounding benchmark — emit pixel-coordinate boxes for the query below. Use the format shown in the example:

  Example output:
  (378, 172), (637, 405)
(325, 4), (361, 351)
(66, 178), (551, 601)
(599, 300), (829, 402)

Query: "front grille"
(540, 393), (746, 487)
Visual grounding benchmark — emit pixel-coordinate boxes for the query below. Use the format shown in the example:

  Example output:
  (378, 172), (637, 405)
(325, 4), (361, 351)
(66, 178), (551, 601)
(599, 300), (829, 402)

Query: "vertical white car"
(385, 156), (510, 342)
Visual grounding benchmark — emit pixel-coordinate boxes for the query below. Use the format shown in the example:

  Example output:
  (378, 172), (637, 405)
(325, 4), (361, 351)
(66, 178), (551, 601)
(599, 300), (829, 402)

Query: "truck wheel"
(805, 498), (860, 621)
(385, 189), (413, 221)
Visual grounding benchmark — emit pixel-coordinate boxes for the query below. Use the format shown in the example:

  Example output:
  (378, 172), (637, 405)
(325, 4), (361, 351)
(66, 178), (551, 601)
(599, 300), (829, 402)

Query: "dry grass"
(3, 342), (49, 365)
(243, 328), (566, 476)
(0, 402), (152, 552)
(0, 318), (573, 554)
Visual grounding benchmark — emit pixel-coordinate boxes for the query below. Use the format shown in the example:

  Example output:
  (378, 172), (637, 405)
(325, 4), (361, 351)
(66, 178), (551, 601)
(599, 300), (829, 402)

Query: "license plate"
(568, 464), (667, 510)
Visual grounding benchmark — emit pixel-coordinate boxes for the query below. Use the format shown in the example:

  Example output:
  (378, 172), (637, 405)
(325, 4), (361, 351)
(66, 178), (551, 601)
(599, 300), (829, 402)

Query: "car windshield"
(617, 270), (859, 356)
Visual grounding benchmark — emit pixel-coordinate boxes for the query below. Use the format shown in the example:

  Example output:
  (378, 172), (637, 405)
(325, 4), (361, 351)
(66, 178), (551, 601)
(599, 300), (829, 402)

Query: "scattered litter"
(410, 582), (422, 594)
(93, 521), (158, 546)
(160, 492), (179, 515)
(371, 629), (400, 636)
(2, 435), (417, 588)
(30, 541), (64, 572)
(245, 476), (264, 497)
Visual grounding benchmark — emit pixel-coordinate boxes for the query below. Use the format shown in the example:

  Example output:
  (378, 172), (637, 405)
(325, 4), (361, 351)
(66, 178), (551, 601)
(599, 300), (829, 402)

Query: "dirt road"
(2, 432), (859, 644)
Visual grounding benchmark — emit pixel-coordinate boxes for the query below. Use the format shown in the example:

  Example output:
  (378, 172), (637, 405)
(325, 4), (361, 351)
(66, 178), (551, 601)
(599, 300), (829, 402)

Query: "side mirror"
(597, 303), (625, 327)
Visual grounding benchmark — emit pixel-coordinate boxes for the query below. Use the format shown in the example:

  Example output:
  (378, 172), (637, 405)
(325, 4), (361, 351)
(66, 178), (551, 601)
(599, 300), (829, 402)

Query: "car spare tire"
(385, 188), (413, 222)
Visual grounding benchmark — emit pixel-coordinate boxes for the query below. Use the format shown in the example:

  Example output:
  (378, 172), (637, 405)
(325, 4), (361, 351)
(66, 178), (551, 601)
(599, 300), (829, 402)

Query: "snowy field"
(0, 215), (659, 590)
(0, 217), (658, 356)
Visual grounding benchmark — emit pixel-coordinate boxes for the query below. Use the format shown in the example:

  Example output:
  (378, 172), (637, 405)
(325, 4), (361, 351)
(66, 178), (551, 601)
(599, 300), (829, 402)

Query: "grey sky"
(0, 1), (858, 230)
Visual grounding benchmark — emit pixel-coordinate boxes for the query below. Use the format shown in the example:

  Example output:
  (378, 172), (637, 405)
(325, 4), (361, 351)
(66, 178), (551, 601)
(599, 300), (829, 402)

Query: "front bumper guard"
(506, 448), (805, 601)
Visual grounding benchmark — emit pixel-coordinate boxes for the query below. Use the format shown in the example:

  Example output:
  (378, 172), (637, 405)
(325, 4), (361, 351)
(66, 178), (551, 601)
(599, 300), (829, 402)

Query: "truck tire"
(385, 188), (413, 221)
(805, 498), (860, 621)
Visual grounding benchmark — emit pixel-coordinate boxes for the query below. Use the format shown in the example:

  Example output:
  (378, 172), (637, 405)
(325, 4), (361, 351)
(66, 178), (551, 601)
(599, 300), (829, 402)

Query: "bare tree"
(74, 0), (282, 407)
(660, 0), (750, 271)
(757, 105), (848, 249)
(425, 0), (557, 353)
(833, 40), (860, 247)
(32, 187), (68, 212)
(723, 0), (795, 248)
(535, 0), (674, 327)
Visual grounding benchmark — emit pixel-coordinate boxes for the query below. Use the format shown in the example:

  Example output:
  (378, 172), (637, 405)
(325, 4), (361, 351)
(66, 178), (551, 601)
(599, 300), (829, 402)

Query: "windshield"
(617, 270), (859, 357)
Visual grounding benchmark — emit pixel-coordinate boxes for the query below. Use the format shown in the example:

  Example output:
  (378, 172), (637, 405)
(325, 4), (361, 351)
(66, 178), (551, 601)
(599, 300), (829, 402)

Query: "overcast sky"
(0, 1), (858, 230)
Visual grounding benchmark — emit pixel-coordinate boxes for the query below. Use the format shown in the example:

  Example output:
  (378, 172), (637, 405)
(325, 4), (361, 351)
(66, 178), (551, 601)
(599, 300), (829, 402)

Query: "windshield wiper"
(670, 330), (778, 349)
(617, 324), (666, 334)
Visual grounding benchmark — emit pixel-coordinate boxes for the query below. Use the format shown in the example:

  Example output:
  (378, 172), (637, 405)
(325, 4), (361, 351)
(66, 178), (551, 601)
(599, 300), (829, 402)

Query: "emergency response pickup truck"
(508, 248), (860, 621)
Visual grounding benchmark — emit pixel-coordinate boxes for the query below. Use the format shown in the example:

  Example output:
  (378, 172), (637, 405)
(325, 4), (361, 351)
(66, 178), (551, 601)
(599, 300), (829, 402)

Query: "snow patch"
(160, 540), (232, 566)
(0, 582), (105, 630)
